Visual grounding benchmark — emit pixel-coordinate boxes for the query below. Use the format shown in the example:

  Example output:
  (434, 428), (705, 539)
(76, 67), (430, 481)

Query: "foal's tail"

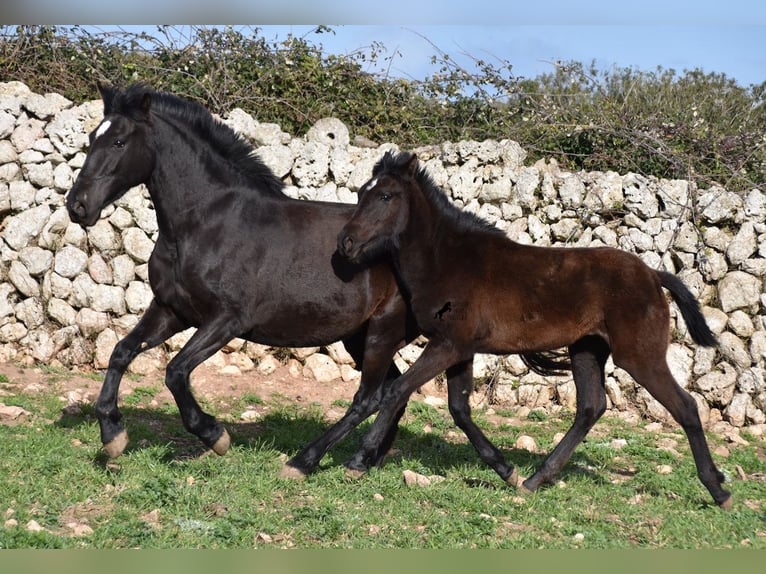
(521, 350), (571, 376)
(657, 270), (717, 347)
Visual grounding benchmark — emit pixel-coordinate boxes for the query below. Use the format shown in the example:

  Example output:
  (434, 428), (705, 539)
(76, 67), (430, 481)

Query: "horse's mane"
(373, 151), (505, 237)
(108, 83), (286, 197)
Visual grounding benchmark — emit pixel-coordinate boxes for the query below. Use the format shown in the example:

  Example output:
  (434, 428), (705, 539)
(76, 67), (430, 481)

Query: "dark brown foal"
(337, 151), (731, 509)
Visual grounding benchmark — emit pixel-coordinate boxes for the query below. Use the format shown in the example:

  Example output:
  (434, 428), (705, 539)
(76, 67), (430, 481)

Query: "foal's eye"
(379, 192), (393, 202)
(113, 139), (125, 148)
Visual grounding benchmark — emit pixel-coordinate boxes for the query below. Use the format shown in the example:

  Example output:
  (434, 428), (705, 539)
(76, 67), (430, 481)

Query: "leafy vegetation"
(1, 25), (764, 193)
(0, 369), (764, 549)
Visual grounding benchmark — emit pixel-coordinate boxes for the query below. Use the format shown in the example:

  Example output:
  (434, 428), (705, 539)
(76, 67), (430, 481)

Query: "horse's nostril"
(67, 199), (88, 223)
(342, 235), (354, 253)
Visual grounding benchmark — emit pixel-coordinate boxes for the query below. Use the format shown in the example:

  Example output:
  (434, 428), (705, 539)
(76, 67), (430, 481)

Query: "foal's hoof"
(279, 464), (307, 481)
(344, 467), (367, 481)
(719, 495), (733, 511)
(211, 429), (231, 456)
(517, 482), (535, 496)
(510, 475), (535, 496)
(505, 468), (528, 490)
(103, 430), (129, 459)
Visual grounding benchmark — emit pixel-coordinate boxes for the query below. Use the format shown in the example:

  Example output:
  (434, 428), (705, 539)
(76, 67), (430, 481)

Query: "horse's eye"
(113, 139), (125, 148)
(379, 192), (393, 202)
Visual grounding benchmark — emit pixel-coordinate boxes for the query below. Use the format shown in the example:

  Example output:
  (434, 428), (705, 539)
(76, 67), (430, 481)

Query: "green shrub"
(1, 25), (763, 192)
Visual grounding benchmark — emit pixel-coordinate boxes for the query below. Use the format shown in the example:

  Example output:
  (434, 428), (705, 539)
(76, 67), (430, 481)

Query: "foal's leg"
(282, 321), (406, 478)
(96, 300), (186, 458)
(367, 366), (408, 468)
(162, 316), (242, 455)
(446, 358), (522, 486)
(523, 336), (610, 492)
(282, 364), (405, 478)
(345, 338), (462, 474)
(619, 356), (732, 508)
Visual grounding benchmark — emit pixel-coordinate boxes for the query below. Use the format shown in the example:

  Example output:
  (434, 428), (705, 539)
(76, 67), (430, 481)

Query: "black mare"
(337, 151), (731, 508)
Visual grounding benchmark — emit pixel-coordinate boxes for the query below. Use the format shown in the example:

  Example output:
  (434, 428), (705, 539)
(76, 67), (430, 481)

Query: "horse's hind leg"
(163, 316), (241, 455)
(96, 301), (186, 458)
(523, 336), (610, 492)
(447, 358), (521, 485)
(618, 354), (732, 508)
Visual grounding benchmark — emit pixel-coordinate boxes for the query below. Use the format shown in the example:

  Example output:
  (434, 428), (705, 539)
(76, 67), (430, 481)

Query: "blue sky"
(257, 25), (765, 88)
(6, 1), (766, 87)
(76, 23), (765, 88)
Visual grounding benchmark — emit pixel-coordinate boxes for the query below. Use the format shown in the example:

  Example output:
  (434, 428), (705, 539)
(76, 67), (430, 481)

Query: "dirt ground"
(0, 358), (451, 424)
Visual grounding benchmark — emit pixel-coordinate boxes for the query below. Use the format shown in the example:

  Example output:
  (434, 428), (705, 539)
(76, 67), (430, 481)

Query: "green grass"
(122, 385), (162, 407)
(0, 372), (764, 549)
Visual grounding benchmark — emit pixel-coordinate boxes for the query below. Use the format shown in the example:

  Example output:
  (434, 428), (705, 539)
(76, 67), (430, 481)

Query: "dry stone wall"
(2, 81), (766, 429)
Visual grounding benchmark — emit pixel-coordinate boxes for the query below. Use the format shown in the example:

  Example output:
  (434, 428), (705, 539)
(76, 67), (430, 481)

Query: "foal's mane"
(109, 83), (286, 197)
(373, 152), (570, 376)
(374, 151), (504, 237)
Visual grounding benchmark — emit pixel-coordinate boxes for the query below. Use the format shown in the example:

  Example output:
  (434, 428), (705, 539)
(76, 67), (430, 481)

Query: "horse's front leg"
(282, 361), (402, 478)
(445, 358), (522, 486)
(345, 338), (461, 475)
(283, 309), (409, 478)
(162, 316), (241, 454)
(96, 300), (186, 458)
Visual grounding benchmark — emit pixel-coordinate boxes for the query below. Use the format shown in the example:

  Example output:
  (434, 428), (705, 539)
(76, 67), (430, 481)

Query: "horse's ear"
(97, 81), (116, 114)
(405, 153), (419, 178)
(140, 92), (152, 115)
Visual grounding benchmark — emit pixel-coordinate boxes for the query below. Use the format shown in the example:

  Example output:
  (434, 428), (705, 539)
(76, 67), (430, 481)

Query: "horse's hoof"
(505, 468), (527, 489)
(719, 495), (733, 511)
(279, 464), (307, 481)
(344, 467), (366, 481)
(517, 483), (534, 496)
(103, 430), (129, 459)
(211, 429), (230, 455)
(514, 474), (535, 496)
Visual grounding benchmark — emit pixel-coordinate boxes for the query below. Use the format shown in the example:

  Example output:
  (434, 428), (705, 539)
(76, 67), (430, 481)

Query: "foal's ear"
(140, 92), (153, 115)
(404, 153), (419, 178)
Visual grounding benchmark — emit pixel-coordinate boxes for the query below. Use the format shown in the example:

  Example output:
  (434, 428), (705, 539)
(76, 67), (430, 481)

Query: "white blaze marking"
(94, 120), (112, 140)
(364, 178), (379, 191)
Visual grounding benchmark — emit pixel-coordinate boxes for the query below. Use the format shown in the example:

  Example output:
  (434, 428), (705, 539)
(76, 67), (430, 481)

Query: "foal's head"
(67, 83), (157, 227)
(337, 151), (420, 264)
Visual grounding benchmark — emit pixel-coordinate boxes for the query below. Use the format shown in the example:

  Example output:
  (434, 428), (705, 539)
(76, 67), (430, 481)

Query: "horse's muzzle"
(67, 200), (87, 223)
(66, 197), (99, 227)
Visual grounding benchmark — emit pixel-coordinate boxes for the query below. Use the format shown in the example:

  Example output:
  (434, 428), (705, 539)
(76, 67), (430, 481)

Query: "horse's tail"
(521, 350), (571, 376)
(657, 270), (717, 347)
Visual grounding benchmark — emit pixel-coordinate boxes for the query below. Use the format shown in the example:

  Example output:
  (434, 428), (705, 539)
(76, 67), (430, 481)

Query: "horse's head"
(337, 151), (419, 264)
(66, 82), (156, 227)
